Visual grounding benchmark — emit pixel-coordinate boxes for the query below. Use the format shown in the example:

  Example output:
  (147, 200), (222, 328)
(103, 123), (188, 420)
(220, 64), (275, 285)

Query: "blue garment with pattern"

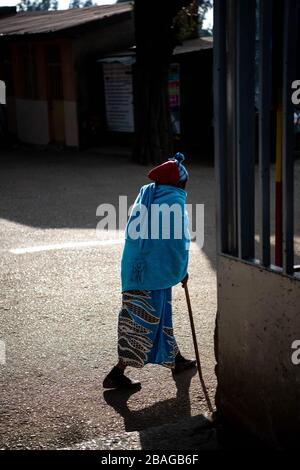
(121, 183), (190, 292)
(118, 289), (178, 368)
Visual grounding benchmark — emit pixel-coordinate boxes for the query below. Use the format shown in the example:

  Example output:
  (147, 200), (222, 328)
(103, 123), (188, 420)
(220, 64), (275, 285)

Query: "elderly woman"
(103, 153), (196, 389)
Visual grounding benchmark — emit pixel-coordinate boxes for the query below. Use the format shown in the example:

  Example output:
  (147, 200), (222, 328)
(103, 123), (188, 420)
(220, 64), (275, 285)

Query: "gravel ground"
(0, 148), (217, 450)
(1, 148), (299, 450)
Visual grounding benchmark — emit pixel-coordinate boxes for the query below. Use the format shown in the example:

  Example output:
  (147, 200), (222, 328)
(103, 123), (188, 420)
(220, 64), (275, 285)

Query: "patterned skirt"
(118, 289), (178, 368)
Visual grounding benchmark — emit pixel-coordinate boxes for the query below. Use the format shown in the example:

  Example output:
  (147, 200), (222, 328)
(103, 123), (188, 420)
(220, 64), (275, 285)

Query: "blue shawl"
(121, 183), (190, 292)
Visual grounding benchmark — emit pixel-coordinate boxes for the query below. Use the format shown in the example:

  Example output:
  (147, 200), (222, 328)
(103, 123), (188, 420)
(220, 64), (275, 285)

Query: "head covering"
(147, 152), (189, 186)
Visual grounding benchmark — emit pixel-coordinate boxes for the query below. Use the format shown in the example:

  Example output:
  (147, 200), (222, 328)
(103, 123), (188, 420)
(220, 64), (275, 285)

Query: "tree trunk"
(133, 0), (192, 165)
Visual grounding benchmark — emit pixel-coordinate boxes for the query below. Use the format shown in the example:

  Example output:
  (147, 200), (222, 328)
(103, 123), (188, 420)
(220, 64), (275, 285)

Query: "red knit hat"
(148, 153), (188, 185)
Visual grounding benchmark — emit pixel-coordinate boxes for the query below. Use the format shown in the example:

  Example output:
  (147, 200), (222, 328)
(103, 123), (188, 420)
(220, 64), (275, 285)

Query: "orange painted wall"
(6, 38), (78, 146)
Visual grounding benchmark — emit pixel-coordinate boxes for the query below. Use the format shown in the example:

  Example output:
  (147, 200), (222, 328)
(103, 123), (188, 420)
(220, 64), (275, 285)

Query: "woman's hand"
(181, 273), (189, 287)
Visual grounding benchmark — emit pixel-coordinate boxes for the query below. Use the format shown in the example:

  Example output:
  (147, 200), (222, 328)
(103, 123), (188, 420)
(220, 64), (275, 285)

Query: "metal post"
(236, 0), (256, 260)
(226, 0), (238, 256)
(258, 0), (272, 267)
(214, 0), (228, 254)
(282, 0), (297, 274)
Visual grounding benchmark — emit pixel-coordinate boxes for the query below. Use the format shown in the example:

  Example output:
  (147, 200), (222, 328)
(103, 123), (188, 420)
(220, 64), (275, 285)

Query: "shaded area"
(1, 148), (300, 266)
(102, 369), (218, 450)
(2, 147), (298, 449)
(0, 148), (218, 273)
(103, 367), (197, 433)
(0, 149), (218, 449)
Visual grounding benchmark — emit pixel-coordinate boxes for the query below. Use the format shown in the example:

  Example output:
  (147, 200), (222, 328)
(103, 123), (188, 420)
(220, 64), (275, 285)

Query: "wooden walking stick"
(183, 282), (214, 413)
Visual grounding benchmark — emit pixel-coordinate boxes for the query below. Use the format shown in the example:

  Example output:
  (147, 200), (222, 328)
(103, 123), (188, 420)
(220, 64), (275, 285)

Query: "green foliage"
(69, 0), (81, 8)
(69, 0), (95, 7)
(173, 0), (213, 42)
(17, 0), (58, 11)
(174, 0), (199, 42)
(17, 0), (94, 10)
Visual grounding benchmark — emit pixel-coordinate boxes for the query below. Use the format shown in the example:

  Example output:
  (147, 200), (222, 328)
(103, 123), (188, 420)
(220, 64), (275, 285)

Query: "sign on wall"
(103, 61), (180, 134)
(103, 63), (134, 133)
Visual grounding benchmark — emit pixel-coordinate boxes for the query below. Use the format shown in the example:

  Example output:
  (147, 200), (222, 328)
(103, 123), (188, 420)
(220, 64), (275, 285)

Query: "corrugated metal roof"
(0, 3), (133, 37)
(173, 37), (213, 55)
(97, 37), (213, 62)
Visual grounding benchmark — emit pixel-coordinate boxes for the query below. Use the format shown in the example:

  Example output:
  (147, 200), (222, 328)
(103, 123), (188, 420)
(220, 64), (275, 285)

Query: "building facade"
(0, 4), (134, 148)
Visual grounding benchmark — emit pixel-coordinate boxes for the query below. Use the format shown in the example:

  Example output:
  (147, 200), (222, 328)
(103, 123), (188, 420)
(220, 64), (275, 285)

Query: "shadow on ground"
(0, 147), (218, 272)
(102, 367), (264, 450)
(102, 368), (218, 450)
(103, 368), (197, 433)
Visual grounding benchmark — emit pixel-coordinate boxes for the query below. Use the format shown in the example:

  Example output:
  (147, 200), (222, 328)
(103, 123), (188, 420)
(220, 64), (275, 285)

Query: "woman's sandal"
(172, 352), (197, 374)
(103, 367), (141, 389)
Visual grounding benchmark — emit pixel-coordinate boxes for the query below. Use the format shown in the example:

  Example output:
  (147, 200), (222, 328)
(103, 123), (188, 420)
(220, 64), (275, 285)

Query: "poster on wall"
(103, 61), (180, 134)
(168, 63), (180, 135)
(103, 63), (134, 133)
(0, 80), (6, 105)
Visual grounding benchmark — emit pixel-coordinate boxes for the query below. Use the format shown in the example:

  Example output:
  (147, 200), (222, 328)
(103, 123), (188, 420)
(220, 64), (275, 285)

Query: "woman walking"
(103, 153), (196, 389)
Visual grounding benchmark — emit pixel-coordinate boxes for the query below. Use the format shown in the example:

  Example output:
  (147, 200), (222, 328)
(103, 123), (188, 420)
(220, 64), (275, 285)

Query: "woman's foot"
(103, 366), (141, 390)
(173, 352), (197, 374)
